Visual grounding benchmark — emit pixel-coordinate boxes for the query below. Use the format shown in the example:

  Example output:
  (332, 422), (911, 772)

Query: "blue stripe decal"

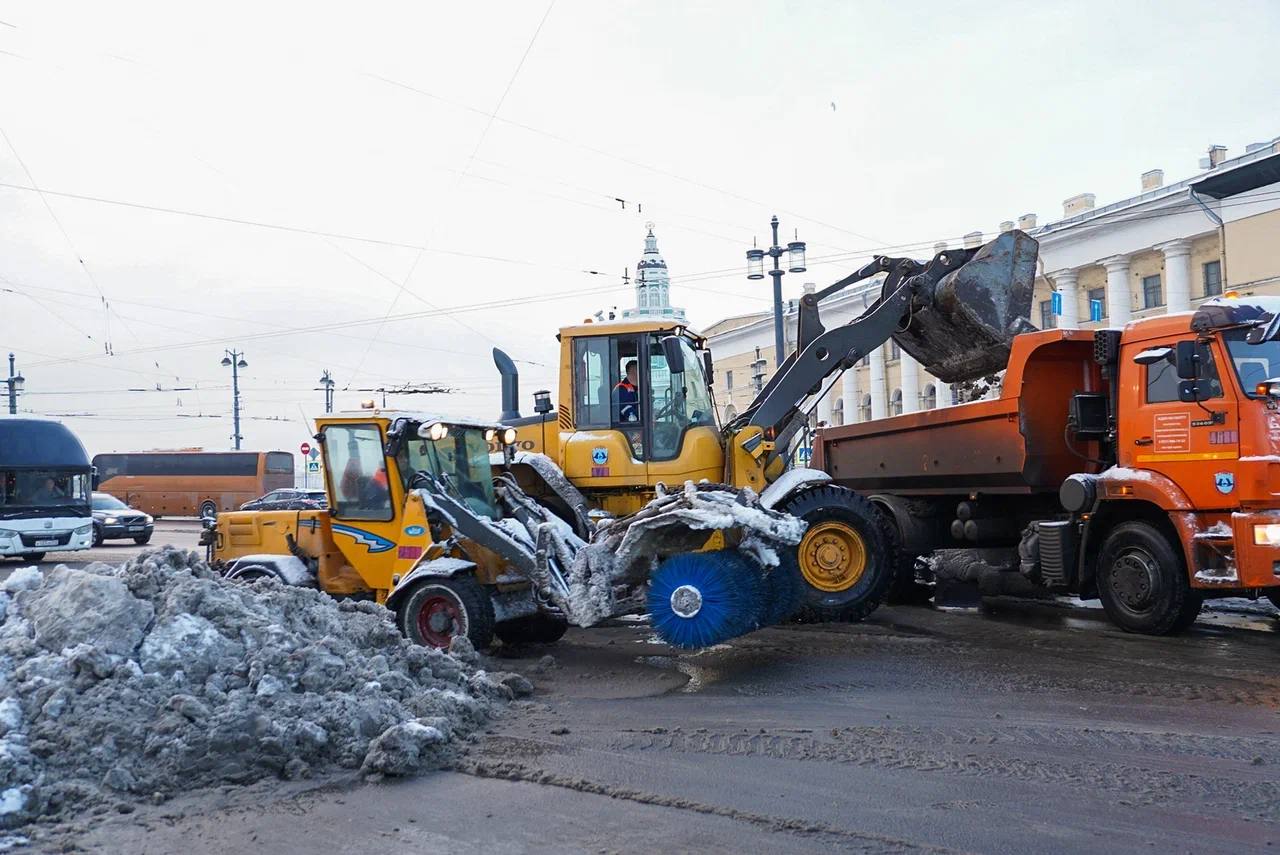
(331, 524), (396, 554)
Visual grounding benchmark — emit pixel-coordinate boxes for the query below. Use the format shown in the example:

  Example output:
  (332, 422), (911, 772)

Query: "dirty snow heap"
(0, 547), (527, 830)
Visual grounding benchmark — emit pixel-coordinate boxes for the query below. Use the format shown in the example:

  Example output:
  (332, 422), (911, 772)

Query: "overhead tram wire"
(346, 0), (558, 388)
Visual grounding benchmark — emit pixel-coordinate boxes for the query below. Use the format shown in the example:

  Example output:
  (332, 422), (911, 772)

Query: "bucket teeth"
(892, 230), (1039, 383)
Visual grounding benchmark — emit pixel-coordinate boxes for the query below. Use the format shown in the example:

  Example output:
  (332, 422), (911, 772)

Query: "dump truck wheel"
(396, 576), (495, 650)
(775, 486), (893, 623)
(494, 613), (569, 645)
(1097, 522), (1201, 635)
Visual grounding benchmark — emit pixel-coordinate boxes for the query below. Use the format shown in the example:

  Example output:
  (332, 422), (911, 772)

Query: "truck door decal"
(331, 524), (395, 554)
(1153, 412), (1190, 454)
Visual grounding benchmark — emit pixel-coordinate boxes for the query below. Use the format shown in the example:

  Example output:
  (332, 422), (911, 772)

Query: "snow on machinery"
(492, 230), (1040, 623)
(204, 411), (807, 651)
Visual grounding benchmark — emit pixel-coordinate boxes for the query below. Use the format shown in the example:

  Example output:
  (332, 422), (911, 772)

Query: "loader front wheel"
(776, 486), (893, 623)
(397, 576), (495, 651)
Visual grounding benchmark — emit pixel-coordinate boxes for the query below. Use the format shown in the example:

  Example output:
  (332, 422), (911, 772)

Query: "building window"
(1087, 287), (1106, 320)
(889, 341), (900, 361)
(1039, 299), (1056, 330)
(1142, 274), (1163, 309)
(923, 384), (937, 410)
(890, 388), (903, 416)
(1204, 260), (1222, 297)
(832, 397), (844, 426)
(859, 394), (872, 422)
(725, 369), (733, 393)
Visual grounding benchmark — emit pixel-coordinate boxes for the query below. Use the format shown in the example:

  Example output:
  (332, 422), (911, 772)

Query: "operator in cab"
(614, 359), (640, 422)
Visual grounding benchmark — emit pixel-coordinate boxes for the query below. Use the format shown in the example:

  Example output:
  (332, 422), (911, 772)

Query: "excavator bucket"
(892, 230), (1039, 383)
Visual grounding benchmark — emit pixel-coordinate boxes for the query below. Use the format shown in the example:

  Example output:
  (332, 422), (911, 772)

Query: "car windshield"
(400, 426), (499, 519)
(1223, 329), (1280, 397)
(92, 493), (128, 510)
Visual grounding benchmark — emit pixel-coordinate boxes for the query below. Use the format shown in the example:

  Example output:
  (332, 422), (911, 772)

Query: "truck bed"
(813, 330), (1102, 495)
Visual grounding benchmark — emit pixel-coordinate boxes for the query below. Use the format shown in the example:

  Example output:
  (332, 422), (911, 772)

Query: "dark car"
(240, 488), (328, 512)
(91, 492), (154, 546)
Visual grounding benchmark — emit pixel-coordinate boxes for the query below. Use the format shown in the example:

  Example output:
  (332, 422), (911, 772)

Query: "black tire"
(230, 563), (275, 582)
(774, 485), (894, 623)
(23, 553), (46, 563)
(1265, 590), (1280, 611)
(1096, 521), (1201, 635)
(396, 575), (495, 650)
(133, 534), (152, 545)
(199, 500), (218, 519)
(494, 613), (569, 645)
(93, 525), (105, 547)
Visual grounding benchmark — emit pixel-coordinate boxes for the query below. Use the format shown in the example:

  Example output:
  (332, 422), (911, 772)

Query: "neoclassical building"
(704, 136), (1280, 427)
(621, 226), (686, 322)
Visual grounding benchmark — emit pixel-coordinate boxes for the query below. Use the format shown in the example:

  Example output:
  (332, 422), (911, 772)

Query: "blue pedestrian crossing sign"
(1089, 299), (1104, 322)
(1051, 291), (1062, 315)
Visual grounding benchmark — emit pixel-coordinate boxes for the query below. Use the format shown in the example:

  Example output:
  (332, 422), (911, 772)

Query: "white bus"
(0, 416), (94, 562)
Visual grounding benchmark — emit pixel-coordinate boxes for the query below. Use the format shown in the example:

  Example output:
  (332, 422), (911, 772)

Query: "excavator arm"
(734, 229), (1039, 439)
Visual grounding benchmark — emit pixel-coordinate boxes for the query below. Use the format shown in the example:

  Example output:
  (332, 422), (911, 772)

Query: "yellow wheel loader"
(492, 230), (1040, 622)
(203, 410), (808, 651)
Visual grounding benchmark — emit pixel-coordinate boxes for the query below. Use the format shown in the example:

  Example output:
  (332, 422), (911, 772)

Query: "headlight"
(419, 422), (449, 441)
(144, 515), (153, 524)
(484, 428), (497, 443)
(0, 528), (16, 538)
(104, 517), (118, 525)
(1253, 524), (1280, 546)
(75, 524), (92, 535)
(502, 427), (518, 445)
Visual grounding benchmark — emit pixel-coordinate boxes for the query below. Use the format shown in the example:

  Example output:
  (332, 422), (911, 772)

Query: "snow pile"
(0, 548), (524, 831)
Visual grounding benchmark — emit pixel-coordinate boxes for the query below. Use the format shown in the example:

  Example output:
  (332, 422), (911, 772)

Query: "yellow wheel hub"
(799, 521), (867, 592)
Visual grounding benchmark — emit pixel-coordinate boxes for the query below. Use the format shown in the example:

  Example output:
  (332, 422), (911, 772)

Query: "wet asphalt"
(48, 579), (1280, 854)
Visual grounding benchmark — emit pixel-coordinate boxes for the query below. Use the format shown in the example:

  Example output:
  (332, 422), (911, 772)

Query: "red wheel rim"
(416, 592), (465, 648)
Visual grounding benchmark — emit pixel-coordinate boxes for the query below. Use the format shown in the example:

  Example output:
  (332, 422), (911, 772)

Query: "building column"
(1052, 268), (1080, 329)
(900, 354), (920, 414)
(841, 368), (858, 423)
(1157, 239), (1192, 313)
(1101, 255), (1132, 325)
(817, 387), (834, 427)
(870, 345), (887, 420)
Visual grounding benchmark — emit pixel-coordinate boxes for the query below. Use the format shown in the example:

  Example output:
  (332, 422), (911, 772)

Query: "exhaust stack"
(493, 348), (521, 422)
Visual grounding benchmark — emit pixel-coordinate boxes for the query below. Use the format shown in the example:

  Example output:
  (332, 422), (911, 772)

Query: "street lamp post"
(318, 370), (335, 413)
(6, 353), (25, 415)
(747, 215), (806, 369)
(220, 349), (248, 450)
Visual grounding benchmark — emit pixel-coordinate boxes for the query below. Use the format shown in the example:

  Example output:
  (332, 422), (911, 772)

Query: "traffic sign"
(300, 442), (311, 456)
(308, 447), (319, 460)
(307, 461), (320, 472)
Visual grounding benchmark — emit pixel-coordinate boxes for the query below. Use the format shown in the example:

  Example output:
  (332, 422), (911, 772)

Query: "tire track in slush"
(455, 758), (965, 854)
(608, 727), (1280, 820)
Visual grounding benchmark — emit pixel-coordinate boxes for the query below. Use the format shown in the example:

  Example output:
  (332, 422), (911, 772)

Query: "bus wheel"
(199, 500), (218, 519)
(1097, 522), (1201, 635)
(396, 576), (495, 651)
(22, 553), (46, 564)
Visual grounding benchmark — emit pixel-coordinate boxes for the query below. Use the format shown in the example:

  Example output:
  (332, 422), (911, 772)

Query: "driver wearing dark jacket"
(614, 360), (639, 422)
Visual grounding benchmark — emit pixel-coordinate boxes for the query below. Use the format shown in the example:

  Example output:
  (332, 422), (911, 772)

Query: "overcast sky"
(2, 0), (1278, 462)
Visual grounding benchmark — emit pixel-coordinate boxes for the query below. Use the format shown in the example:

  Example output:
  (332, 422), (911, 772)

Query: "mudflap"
(893, 229), (1039, 383)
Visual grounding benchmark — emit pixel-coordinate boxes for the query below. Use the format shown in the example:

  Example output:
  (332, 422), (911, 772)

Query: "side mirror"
(702, 350), (714, 386)
(661, 336), (685, 373)
(1174, 340), (1199, 380)
(1178, 380), (1209, 403)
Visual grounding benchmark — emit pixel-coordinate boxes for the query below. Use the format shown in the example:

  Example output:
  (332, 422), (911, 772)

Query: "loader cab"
(559, 322), (724, 513)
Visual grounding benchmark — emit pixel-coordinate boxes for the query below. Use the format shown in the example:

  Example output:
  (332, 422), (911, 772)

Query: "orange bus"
(92, 451), (294, 518)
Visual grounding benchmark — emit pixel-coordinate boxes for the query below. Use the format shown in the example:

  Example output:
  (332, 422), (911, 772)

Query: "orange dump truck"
(813, 296), (1280, 634)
